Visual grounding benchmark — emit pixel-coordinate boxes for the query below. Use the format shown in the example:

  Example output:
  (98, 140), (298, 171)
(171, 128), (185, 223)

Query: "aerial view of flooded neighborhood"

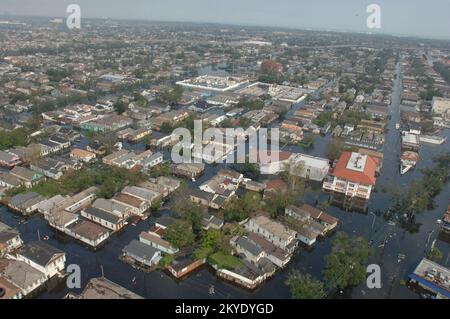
(0, 1), (449, 301)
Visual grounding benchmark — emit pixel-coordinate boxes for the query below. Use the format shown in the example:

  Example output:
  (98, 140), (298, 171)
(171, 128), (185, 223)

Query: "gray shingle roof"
(235, 236), (263, 257)
(123, 240), (160, 260)
(83, 207), (122, 224)
(19, 241), (65, 267)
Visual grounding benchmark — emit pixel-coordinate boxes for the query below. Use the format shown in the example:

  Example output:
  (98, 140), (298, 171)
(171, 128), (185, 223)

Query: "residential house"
(36, 195), (67, 215)
(202, 213), (224, 230)
(167, 249), (206, 279)
(121, 186), (160, 207)
(155, 176), (180, 193)
(141, 152), (163, 169)
(80, 114), (133, 133)
(0, 259), (46, 297)
(66, 277), (143, 299)
(154, 216), (176, 230)
(122, 240), (162, 267)
(138, 181), (167, 198)
(81, 207), (125, 232)
(173, 163), (205, 179)
(286, 204), (338, 233)
(92, 198), (132, 219)
(8, 192), (46, 215)
(10, 166), (44, 188)
(86, 141), (107, 156)
(12, 241), (65, 279)
(70, 148), (97, 163)
(245, 215), (297, 253)
(0, 172), (21, 190)
(0, 150), (21, 168)
(65, 219), (110, 248)
(0, 222), (23, 257)
(264, 179), (288, 198)
(247, 232), (291, 268)
(139, 231), (179, 254)
(231, 236), (266, 264)
(112, 193), (149, 216)
(30, 157), (81, 180)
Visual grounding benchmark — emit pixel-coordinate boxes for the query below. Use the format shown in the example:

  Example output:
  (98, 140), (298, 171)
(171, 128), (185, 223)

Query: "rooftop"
(74, 277), (143, 299)
(18, 241), (64, 267)
(331, 151), (377, 185)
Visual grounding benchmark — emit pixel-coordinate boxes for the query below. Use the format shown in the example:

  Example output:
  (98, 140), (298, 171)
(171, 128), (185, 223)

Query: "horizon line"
(2, 13), (450, 42)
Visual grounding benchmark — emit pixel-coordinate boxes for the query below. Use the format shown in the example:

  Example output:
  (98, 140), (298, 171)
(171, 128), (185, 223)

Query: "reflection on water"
(328, 192), (369, 214)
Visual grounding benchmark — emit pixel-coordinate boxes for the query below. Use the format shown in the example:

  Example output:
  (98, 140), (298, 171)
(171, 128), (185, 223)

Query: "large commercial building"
(322, 152), (378, 200)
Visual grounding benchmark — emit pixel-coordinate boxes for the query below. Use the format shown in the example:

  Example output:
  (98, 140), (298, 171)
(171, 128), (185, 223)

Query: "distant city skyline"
(2, 0), (450, 40)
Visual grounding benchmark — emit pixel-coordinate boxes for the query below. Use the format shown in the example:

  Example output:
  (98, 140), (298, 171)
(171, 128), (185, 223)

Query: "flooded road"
(1, 63), (449, 299)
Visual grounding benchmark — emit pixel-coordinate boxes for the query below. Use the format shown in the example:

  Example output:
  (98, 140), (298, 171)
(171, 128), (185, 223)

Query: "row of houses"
(122, 212), (224, 275)
(102, 149), (163, 170)
(0, 166), (44, 191)
(213, 214), (298, 289)
(214, 202), (339, 290)
(0, 240), (66, 299)
(121, 216), (178, 268)
(190, 169), (243, 210)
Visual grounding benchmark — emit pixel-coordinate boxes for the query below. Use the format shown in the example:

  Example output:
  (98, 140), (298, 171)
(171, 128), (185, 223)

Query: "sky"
(1, 0), (450, 40)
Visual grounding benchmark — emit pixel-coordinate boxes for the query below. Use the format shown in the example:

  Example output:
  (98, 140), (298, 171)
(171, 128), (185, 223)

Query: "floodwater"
(0, 62), (449, 299)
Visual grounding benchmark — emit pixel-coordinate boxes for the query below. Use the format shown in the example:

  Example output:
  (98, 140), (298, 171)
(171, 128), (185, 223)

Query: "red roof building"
(323, 152), (378, 200)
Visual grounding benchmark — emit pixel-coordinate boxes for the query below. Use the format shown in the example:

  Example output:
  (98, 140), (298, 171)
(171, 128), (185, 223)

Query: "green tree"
(324, 232), (372, 290)
(159, 122), (173, 134)
(133, 92), (148, 107)
(326, 137), (344, 162)
(0, 128), (28, 150)
(286, 271), (326, 299)
(173, 199), (205, 234)
(164, 220), (195, 249)
(223, 191), (262, 222)
(265, 190), (295, 218)
(113, 99), (128, 114)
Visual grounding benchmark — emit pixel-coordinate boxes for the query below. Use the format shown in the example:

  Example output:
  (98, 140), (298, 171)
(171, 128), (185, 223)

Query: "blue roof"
(408, 273), (450, 298)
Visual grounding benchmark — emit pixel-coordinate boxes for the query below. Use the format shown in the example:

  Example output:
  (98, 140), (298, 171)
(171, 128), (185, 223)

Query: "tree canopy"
(286, 271), (326, 299)
(324, 232), (372, 290)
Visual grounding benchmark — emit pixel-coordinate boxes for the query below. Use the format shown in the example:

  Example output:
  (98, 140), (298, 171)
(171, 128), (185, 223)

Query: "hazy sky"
(2, 0), (450, 39)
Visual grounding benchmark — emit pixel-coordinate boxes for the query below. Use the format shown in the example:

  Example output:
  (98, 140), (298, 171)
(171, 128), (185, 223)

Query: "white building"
(245, 215), (297, 253)
(12, 241), (66, 280)
(289, 153), (330, 181)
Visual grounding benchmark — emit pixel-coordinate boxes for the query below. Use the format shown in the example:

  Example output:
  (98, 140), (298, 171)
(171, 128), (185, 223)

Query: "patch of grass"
(208, 252), (243, 270)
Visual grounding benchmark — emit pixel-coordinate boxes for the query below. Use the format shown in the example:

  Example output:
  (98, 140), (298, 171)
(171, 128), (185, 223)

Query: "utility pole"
(370, 211), (377, 230)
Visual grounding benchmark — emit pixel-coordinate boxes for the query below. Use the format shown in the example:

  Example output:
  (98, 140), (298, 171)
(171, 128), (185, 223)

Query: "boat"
(400, 151), (419, 175)
(419, 135), (446, 145)
(396, 123), (400, 130)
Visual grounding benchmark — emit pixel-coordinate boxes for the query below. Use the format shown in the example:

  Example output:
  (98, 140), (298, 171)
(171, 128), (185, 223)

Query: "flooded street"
(1, 63), (449, 299)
